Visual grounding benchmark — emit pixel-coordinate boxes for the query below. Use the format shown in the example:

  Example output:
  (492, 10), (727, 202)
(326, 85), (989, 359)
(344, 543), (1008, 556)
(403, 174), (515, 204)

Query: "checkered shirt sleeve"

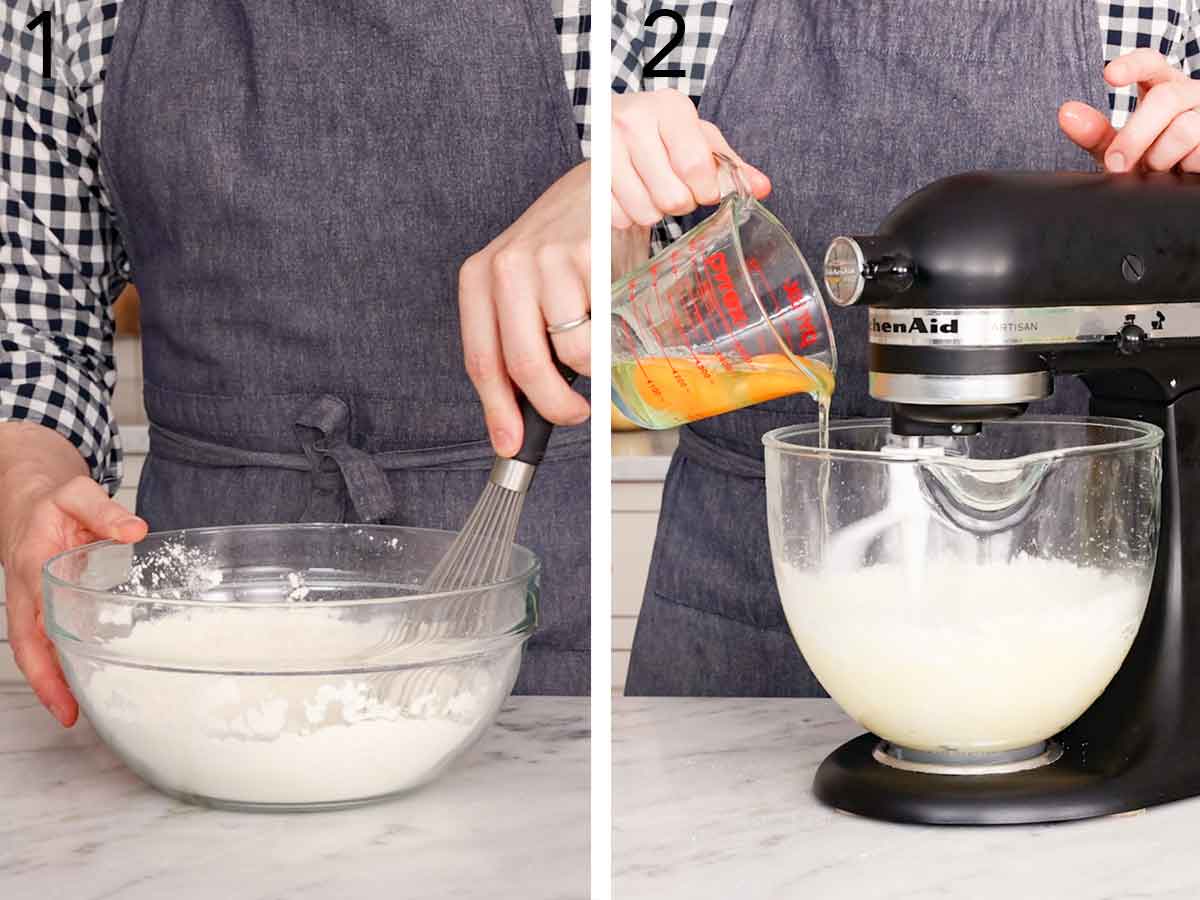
(555, 0), (593, 158)
(1, 0), (127, 491)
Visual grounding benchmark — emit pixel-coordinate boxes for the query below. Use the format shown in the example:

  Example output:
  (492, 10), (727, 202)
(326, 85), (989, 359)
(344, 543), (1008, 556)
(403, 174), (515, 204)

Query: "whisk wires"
(423, 464), (531, 592)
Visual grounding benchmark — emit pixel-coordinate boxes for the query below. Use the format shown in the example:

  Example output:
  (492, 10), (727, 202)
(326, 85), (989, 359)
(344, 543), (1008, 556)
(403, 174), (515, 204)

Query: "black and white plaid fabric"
(558, 0), (593, 155)
(611, 1), (733, 247)
(613, 1), (1200, 246)
(1, 1), (126, 490)
(1, 0), (591, 492)
(1100, 0), (1200, 126)
(611, 0), (733, 106)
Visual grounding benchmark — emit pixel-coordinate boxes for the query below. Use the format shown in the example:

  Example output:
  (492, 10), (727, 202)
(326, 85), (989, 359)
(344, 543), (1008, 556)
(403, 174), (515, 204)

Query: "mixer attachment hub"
(887, 404), (1026, 437)
(873, 741), (1064, 776)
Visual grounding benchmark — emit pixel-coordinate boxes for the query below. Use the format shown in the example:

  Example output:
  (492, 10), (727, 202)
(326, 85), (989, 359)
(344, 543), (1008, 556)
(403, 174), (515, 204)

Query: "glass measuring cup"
(611, 156), (837, 430)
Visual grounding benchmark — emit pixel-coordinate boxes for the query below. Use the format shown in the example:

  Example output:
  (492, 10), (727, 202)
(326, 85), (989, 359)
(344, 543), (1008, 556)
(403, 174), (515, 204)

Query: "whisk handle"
(512, 363), (581, 467)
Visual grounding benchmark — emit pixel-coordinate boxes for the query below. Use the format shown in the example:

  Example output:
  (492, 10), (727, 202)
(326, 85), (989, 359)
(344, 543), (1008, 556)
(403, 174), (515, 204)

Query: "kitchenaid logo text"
(872, 316), (959, 334)
(706, 252), (749, 326)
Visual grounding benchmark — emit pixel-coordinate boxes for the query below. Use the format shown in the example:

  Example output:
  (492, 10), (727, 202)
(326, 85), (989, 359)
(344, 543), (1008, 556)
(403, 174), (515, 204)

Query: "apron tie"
(146, 394), (586, 524)
(294, 395), (397, 523)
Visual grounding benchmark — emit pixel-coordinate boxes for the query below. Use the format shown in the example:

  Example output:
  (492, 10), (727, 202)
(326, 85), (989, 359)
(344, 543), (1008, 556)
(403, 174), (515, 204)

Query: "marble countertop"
(612, 430), (678, 482)
(614, 698), (1200, 899)
(1, 690), (589, 900)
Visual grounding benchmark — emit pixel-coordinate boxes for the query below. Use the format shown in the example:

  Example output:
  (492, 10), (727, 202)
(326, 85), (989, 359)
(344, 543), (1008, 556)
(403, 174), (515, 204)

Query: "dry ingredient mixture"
(79, 540), (514, 806)
(115, 540), (225, 601)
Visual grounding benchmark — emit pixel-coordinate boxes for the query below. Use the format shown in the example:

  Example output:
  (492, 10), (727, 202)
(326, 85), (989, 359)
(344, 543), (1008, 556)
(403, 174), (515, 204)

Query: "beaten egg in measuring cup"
(612, 353), (835, 430)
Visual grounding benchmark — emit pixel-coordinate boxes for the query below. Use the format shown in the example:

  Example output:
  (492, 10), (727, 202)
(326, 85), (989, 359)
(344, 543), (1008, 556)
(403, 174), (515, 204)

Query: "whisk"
(371, 378), (578, 713)
(424, 372), (579, 592)
(421, 457), (535, 591)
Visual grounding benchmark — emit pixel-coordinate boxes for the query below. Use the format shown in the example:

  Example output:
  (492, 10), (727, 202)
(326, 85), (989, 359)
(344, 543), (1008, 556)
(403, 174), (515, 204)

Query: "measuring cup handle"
(714, 152), (754, 204)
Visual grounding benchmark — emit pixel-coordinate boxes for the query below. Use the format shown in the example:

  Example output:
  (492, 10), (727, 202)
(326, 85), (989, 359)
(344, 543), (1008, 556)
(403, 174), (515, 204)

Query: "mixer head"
(822, 171), (1200, 435)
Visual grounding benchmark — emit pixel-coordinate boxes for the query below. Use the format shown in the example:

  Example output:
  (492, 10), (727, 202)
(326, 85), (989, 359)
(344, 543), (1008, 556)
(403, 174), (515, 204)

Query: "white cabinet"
(611, 430), (677, 692)
(612, 481), (665, 692)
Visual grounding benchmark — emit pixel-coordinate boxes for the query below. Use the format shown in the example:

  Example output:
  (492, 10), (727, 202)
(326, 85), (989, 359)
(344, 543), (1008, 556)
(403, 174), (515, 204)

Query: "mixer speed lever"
(1116, 318), (1148, 355)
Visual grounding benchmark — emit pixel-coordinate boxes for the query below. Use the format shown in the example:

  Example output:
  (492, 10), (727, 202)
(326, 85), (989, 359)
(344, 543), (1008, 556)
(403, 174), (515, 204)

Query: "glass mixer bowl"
(764, 417), (1162, 765)
(43, 524), (538, 811)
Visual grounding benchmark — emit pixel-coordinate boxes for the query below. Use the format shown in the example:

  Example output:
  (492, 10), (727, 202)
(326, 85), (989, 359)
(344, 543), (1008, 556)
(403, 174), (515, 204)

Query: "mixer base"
(814, 732), (1200, 825)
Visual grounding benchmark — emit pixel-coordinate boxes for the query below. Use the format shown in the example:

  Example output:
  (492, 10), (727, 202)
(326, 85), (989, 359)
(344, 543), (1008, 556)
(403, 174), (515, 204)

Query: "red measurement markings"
(701, 273), (751, 365)
(665, 251), (715, 382)
(745, 257), (793, 356)
(700, 250), (752, 364)
(781, 278), (820, 349)
(628, 270), (696, 393)
(687, 257), (735, 370)
(706, 252), (749, 326)
(619, 315), (664, 403)
(652, 256), (691, 367)
(663, 252), (691, 348)
(681, 240), (735, 372)
(640, 265), (687, 389)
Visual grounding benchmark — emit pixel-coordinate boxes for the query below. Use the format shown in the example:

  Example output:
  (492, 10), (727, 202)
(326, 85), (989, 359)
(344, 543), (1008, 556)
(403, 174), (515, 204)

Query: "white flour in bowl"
(776, 556), (1149, 753)
(116, 540), (225, 600)
(74, 603), (518, 806)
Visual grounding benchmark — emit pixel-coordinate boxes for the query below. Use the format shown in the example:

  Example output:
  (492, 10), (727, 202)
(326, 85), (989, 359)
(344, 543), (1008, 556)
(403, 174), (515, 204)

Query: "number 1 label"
(27, 9), (52, 79)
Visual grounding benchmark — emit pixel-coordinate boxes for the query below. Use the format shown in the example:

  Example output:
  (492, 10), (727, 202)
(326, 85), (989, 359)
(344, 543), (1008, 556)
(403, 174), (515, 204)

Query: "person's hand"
(612, 88), (771, 229)
(1060, 49), (1200, 172)
(2, 469), (146, 726)
(458, 161), (591, 457)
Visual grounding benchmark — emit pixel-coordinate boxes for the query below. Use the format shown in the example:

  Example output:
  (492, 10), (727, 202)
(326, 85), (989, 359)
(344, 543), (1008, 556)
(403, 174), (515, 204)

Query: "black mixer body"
(817, 171), (1200, 825)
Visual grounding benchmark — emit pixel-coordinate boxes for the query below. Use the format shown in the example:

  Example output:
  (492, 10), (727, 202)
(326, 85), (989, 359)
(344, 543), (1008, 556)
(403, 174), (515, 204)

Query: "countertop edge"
(612, 456), (673, 482)
(612, 429), (678, 483)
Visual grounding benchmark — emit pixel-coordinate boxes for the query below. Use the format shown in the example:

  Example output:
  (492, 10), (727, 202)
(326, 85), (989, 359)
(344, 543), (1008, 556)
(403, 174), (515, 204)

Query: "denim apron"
(101, 1), (590, 694)
(626, 0), (1109, 695)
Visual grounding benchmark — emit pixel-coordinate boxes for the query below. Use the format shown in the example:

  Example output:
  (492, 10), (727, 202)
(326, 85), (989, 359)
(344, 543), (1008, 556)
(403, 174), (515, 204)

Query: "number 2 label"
(644, 10), (686, 79)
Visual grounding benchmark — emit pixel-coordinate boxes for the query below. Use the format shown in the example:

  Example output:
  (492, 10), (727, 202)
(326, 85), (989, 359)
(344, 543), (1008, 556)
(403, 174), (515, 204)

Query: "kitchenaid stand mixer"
(814, 171), (1200, 825)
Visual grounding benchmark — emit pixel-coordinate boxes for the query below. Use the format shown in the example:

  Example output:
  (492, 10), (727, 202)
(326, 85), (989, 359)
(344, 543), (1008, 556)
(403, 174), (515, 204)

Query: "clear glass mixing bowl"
(43, 524), (538, 811)
(764, 417), (1162, 757)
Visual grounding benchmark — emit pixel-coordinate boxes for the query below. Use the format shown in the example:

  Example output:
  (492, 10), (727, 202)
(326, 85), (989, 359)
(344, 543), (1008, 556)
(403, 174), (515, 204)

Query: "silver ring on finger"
(546, 313), (591, 335)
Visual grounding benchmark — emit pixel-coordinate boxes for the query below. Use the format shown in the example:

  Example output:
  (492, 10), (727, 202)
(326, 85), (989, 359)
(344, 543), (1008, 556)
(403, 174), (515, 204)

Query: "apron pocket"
(646, 437), (790, 633)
